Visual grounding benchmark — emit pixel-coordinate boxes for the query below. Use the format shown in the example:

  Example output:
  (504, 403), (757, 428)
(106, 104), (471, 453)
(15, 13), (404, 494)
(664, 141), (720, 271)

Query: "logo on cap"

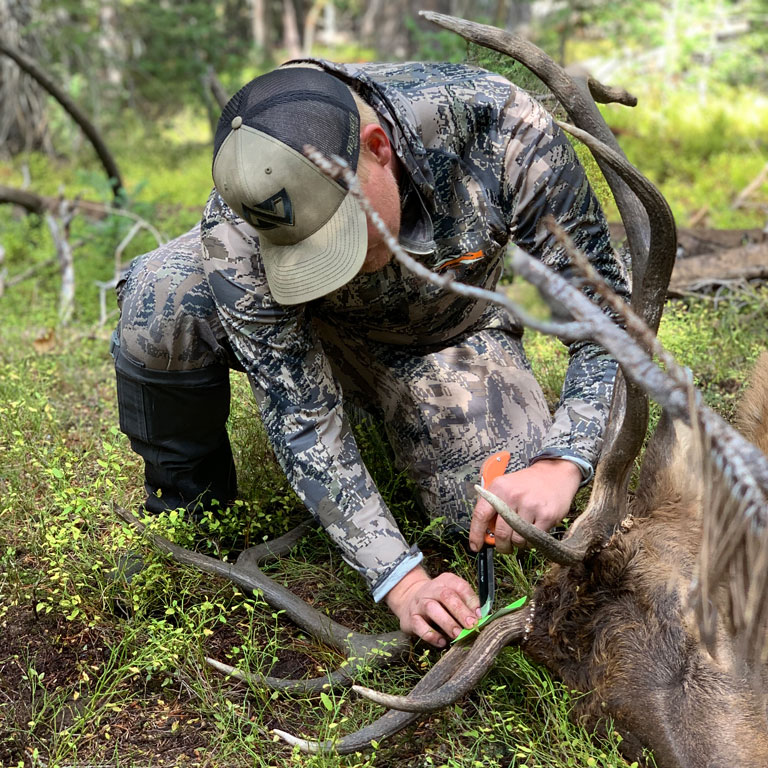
(242, 188), (294, 230)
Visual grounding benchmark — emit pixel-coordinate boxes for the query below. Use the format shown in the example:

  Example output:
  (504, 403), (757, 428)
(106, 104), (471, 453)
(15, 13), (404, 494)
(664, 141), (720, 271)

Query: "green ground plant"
(1, 30), (766, 768)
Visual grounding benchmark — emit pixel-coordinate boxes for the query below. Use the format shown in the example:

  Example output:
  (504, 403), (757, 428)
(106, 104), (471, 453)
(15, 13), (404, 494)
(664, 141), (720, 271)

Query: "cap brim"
(260, 191), (367, 305)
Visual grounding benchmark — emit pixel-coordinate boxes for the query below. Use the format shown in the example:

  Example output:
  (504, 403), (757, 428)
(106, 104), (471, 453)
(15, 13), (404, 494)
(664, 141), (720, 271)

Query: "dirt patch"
(0, 605), (216, 767)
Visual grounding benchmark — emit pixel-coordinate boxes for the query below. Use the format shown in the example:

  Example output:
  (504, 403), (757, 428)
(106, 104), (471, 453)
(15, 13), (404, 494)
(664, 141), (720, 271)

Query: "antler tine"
(419, 11), (650, 276)
(555, 120), (676, 333)
(115, 507), (411, 691)
(550, 121), (677, 553)
(475, 486), (582, 565)
(273, 642), (473, 753)
(204, 656), (363, 694)
(352, 609), (530, 712)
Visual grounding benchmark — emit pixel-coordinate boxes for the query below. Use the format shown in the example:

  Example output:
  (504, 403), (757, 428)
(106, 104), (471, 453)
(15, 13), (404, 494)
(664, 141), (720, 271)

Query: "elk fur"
(523, 354), (768, 767)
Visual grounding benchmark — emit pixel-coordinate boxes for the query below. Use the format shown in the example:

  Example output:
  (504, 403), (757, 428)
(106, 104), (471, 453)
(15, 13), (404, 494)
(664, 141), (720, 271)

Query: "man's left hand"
(469, 459), (582, 554)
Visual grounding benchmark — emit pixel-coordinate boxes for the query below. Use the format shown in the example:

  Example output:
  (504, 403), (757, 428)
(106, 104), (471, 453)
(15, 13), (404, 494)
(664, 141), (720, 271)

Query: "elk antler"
(273, 641), (473, 753)
(419, 11), (650, 280)
(352, 607), (531, 713)
(415, 13), (677, 563)
(116, 507), (411, 692)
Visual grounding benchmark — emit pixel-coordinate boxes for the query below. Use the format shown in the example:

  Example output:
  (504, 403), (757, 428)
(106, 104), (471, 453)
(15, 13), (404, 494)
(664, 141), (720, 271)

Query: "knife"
(477, 450), (511, 619)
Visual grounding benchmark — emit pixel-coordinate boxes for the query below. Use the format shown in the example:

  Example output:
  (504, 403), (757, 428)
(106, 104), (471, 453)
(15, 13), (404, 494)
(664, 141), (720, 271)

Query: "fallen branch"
(0, 185), (166, 242)
(203, 66), (229, 110)
(732, 163), (768, 210)
(45, 198), (78, 325)
(669, 243), (768, 295)
(6, 258), (58, 288)
(95, 219), (166, 327)
(0, 42), (123, 198)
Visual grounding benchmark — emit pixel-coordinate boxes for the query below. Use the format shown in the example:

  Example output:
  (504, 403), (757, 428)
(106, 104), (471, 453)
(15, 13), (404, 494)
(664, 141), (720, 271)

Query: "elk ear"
(734, 351), (768, 458)
(634, 411), (701, 514)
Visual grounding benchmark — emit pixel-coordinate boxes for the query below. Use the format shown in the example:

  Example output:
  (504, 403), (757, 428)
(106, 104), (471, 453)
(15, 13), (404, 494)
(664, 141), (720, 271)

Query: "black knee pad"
(113, 337), (237, 516)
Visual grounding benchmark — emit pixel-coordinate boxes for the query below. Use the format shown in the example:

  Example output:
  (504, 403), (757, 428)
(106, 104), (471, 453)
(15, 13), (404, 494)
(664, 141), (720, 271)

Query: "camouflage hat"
(212, 67), (366, 305)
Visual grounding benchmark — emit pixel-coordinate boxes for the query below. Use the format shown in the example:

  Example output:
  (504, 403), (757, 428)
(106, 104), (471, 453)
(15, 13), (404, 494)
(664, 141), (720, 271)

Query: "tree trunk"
(0, 0), (52, 155)
(320, 2), (336, 45)
(98, 0), (125, 87)
(361, 0), (410, 58)
(282, 0), (302, 60)
(249, 0), (266, 49)
(303, 0), (328, 56)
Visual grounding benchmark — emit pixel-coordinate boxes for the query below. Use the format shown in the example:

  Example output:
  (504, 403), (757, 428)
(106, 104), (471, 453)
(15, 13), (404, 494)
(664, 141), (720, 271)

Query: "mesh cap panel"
(214, 67), (360, 175)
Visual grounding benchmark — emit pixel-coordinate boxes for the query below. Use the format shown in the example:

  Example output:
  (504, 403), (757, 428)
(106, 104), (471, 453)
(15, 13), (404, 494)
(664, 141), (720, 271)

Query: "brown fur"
(523, 361), (768, 768)
(735, 352), (768, 457)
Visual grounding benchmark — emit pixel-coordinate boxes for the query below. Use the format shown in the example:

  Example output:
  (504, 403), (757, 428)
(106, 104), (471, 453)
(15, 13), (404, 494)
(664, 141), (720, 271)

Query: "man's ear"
(360, 123), (392, 168)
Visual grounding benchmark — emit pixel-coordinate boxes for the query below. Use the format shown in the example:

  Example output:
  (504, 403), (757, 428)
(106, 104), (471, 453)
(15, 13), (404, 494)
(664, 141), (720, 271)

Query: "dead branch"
(0, 41), (124, 199)
(687, 205), (710, 228)
(677, 226), (766, 257)
(669, 243), (768, 295)
(0, 184), (48, 215)
(0, 185), (167, 233)
(732, 162), (768, 210)
(95, 218), (166, 327)
(45, 198), (78, 325)
(5, 258), (58, 288)
(204, 67), (229, 110)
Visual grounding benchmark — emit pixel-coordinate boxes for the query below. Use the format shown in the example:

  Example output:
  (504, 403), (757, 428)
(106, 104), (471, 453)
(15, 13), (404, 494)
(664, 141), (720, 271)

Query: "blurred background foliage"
(1, 0), (766, 218)
(1, 0), (766, 230)
(2, 0), (765, 329)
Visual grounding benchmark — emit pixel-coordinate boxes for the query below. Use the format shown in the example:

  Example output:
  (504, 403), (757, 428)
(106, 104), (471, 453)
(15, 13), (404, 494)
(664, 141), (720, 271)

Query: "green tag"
(452, 596), (528, 644)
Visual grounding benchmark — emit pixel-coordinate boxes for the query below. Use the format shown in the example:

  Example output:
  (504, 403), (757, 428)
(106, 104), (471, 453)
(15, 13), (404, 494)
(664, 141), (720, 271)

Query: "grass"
(1, 45), (767, 768)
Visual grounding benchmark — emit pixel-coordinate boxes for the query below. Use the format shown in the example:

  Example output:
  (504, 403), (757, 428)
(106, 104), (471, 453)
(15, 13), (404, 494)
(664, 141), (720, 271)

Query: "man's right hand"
(384, 565), (481, 647)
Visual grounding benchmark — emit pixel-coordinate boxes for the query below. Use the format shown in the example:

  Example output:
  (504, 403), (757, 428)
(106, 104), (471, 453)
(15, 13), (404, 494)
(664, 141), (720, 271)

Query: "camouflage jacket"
(200, 60), (630, 600)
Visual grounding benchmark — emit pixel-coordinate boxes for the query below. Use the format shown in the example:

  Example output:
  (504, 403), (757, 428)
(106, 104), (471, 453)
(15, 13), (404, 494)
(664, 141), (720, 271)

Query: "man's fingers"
(454, 579), (481, 614)
(423, 600), (462, 639)
(410, 615), (447, 648)
(438, 586), (479, 628)
(469, 496), (495, 551)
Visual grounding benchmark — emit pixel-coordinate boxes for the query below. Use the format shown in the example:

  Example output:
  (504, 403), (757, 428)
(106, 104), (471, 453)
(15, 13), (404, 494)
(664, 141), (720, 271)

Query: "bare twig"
(44, 198), (78, 325)
(95, 217), (166, 326)
(669, 243), (768, 295)
(0, 185), (167, 242)
(732, 163), (768, 210)
(306, 146), (768, 664)
(6, 258), (58, 288)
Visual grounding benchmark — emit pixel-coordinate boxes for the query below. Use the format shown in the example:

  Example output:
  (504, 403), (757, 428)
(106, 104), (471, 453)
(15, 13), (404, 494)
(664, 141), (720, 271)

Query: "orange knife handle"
(480, 451), (511, 546)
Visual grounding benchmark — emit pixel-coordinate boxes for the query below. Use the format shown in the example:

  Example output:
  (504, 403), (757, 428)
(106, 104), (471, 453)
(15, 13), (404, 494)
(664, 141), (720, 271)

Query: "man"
(113, 61), (629, 649)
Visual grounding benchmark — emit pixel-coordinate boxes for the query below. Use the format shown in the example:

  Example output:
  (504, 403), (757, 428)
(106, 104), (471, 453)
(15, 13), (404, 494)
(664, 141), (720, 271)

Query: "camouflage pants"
(114, 227), (552, 530)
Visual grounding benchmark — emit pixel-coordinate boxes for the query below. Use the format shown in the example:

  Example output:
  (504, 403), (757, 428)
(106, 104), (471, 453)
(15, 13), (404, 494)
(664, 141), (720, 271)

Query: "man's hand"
(385, 566), (480, 648)
(469, 459), (582, 554)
